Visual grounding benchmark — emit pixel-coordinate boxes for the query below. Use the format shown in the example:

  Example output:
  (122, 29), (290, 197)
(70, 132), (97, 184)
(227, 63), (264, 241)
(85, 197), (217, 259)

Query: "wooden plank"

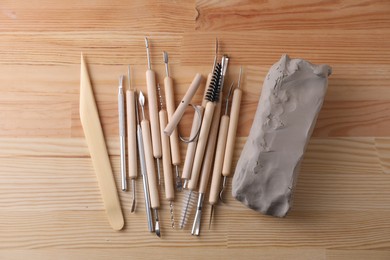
(0, 248), (326, 260)
(195, 0), (390, 31)
(181, 30), (390, 65)
(326, 249), (390, 260)
(0, 101), (71, 138)
(0, 0), (196, 32)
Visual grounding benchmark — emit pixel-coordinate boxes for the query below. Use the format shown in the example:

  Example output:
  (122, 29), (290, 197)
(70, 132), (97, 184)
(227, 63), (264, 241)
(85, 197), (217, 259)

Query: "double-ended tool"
(163, 51), (183, 191)
(139, 91), (161, 238)
(144, 37), (163, 186)
(135, 91), (154, 232)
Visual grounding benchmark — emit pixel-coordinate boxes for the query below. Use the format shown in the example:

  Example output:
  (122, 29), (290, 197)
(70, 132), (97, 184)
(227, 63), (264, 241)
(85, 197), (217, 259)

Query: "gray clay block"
(232, 54), (331, 217)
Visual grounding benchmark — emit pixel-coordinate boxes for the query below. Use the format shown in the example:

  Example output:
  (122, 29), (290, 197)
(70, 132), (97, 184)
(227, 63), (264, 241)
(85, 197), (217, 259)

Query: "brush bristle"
(205, 63), (222, 102)
(180, 190), (197, 229)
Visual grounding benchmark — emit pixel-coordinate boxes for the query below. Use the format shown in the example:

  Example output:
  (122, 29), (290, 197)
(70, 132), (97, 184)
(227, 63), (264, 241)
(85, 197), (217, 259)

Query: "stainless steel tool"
(118, 75), (127, 191)
(135, 91), (154, 232)
(139, 91), (161, 237)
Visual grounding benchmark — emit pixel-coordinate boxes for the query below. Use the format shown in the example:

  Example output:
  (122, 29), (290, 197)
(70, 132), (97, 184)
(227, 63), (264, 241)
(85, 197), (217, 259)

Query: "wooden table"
(1, 1), (390, 259)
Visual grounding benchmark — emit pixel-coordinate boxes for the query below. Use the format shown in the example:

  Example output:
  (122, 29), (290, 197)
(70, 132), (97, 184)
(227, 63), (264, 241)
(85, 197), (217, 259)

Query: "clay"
(232, 54), (331, 217)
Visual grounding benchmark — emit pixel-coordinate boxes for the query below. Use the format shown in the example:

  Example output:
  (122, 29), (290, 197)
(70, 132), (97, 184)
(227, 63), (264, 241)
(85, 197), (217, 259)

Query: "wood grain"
(1, 0), (390, 259)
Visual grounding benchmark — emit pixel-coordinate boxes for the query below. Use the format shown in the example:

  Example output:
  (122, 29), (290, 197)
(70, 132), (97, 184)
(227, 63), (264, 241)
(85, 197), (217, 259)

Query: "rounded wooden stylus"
(222, 87), (242, 177)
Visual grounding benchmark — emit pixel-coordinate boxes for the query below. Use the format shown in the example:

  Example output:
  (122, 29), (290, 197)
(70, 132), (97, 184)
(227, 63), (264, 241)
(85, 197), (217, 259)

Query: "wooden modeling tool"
(163, 51), (183, 191)
(79, 54), (124, 231)
(144, 37), (163, 186)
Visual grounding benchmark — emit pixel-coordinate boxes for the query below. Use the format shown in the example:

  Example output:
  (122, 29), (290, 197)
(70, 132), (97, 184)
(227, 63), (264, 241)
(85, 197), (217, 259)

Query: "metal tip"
(119, 75), (124, 88)
(224, 82), (234, 115)
(175, 165), (183, 192)
(212, 38), (219, 71)
(219, 176), (227, 203)
(237, 66), (243, 89)
(139, 91), (146, 120)
(139, 91), (145, 106)
(145, 37), (151, 70)
(191, 193), (204, 236)
(154, 209), (161, 238)
(156, 158), (161, 186)
(183, 179), (188, 189)
(144, 37), (149, 48)
(209, 205), (214, 229)
(163, 51), (169, 77)
(130, 179), (136, 213)
(163, 51), (168, 64)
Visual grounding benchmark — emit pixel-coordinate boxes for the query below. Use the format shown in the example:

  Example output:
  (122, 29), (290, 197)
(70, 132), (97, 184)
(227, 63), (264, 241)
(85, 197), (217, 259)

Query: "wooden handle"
(164, 76), (181, 165)
(79, 54), (124, 231)
(164, 73), (202, 136)
(222, 88), (242, 177)
(141, 119), (160, 209)
(199, 102), (223, 194)
(146, 69), (162, 159)
(209, 114), (229, 204)
(188, 101), (215, 191)
(202, 73), (212, 108)
(181, 106), (204, 181)
(159, 110), (174, 201)
(127, 90), (137, 179)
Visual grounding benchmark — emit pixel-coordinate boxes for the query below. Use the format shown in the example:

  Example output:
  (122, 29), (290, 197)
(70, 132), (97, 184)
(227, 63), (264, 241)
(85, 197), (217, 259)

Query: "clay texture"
(232, 55), (331, 217)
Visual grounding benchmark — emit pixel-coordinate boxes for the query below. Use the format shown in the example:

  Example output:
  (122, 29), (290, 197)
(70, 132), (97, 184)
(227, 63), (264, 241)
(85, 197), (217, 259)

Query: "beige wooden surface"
(1, 0), (390, 259)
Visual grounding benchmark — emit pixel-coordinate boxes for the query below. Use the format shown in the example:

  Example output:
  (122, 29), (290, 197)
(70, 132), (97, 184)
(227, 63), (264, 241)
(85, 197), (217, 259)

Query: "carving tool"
(220, 67), (243, 202)
(118, 75), (127, 191)
(208, 82), (234, 228)
(191, 57), (230, 236)
(126, 66), (137, 212)
(164, 73), (202, 136)
(135, 91), (154, 232)
(139, 91), (161, 237)
(144, 37), (162, 186)
(180, 55), (229, 229)
(163, 51), (182, 191)
(158, 84), (176, 228)
(79, 54), (124, 231)
(182, 39), (218, 189)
